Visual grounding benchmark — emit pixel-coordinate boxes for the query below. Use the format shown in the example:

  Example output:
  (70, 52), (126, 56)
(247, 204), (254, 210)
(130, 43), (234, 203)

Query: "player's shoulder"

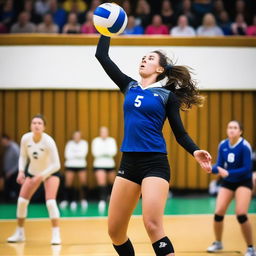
(242, 138), (252, 151)
(42, 133), (56, 145)
(219, 139), (227, 148)
(21, 132), (33, 142)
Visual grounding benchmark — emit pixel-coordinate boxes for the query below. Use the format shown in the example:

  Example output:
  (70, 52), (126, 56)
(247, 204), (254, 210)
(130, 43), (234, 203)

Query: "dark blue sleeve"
(95, 35), (135, 94)
(228, 145), (252, 178)
(212, 142), (225, 174)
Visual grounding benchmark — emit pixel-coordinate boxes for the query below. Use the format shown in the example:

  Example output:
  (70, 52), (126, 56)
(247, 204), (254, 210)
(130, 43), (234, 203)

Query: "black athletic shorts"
(117, 152), (170, 185)
(25, 170), (61, 178)
(94, 167), (115, 172)
(65, 167), (86, 172)
(221, 178), (253, 191)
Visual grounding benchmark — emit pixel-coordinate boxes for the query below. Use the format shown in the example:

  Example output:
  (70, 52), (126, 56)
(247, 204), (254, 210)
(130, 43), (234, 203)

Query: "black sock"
(65, 187), (72, 202)
(70, 187), (77, 202)
(152, 236), (174, 256)
(113, 239), (135, 256)
(82, 185), (88, 200)
(98, 186), (108, 201)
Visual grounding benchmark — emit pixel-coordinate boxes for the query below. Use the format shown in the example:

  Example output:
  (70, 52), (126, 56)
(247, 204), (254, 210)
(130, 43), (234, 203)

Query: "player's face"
(139, 52), (163, 78)
(31, 118), (45, 134)
(227, 121), (242, 139)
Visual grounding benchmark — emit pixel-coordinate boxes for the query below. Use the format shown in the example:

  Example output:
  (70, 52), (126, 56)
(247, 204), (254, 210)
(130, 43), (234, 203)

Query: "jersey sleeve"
(18, 135), (28, 172)
(95, 35), (135, 94)
(212, 141), (225, 174)
(166, 92), (200, 155)
(40, 137), (61, 180)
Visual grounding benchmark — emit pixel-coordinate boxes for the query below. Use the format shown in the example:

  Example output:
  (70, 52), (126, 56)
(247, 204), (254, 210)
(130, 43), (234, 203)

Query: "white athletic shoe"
(245, 247), (256, 256)
(59, 200), (68, 209)
(51, 228), (61, 245)
(7, 228), (25, 243)
(207, 241), (223, 252)
(70, 201), (77, 211)
(98, 200), (106, 213)
(81, 199), (88, 210)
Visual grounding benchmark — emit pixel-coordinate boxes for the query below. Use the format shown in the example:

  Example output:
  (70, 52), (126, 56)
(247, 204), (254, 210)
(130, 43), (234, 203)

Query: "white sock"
(52, 227), (60, 233)
(17, 227), (24, 233)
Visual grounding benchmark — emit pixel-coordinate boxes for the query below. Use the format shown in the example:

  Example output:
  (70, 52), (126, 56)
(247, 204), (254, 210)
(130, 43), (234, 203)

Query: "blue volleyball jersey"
(121, 81), (170, 152)
(95, 35), (200, 155)
(212, 138), (252, 183)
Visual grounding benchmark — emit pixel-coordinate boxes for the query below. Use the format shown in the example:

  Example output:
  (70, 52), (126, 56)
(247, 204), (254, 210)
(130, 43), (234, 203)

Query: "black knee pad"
(214, 214), (224, 222)
(237, 214), (248, 224)
(152, 236), (174, 256)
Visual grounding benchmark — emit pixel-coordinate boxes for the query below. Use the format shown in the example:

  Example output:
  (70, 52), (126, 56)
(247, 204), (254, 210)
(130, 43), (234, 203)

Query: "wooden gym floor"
(0, 214), (255, 256)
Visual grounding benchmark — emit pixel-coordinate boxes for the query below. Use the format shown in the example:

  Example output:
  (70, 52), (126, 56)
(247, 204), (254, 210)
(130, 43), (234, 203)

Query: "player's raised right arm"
(95, 35), (134, 93)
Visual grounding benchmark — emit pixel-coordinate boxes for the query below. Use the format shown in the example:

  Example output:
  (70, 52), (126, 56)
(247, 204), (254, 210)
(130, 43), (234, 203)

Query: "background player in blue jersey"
(207, 120), (255, 256)
(95, 35), (212, 256)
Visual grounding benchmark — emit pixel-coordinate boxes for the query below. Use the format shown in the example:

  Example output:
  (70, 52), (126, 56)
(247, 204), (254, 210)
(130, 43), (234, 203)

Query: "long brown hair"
(153, 50), (204, 111)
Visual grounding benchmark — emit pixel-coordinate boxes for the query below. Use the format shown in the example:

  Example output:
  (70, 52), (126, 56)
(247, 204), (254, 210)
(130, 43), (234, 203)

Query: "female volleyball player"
(7, 114), (61, 245)
(207, 120), (256, 256)
(95, 35), (212, 256)
(60, 131), (88, 210)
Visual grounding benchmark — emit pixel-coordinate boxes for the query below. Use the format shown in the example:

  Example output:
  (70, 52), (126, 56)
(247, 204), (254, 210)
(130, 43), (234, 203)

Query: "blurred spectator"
(160, 0), (175, 28)
(35, 0), (50, 16)
(178, 0), (196, 28)
(65, 0), (85, 25)
(234, 0), (250, 22)
(92, 127), (117, 212)
(10, 11), (36, 33)
(63, 0), (87, 13)
(62, 12), (80, 34)
(122, 0), (132, 17)
(231, 13), (247, 35)
(60, 131), (88, 210)
(37, 13), (59, 33)
(49, 0), (67, 32)
(1, 134), (20, 202)
(24, 0), (42, 24)
(246, 15), (256, 36)
(192, 0), (213, 26)
(123, 15), (144, 35)
(145, 14), (169, 35)
(87, 0), (102, 13)
(171, 15), (196, 36)
(218, 10), (232, 35)
(0, 0), (15, 30)
(0, 22), (8, 33)
(197, 13), (223, 36)
(134, 0), (151, 29)
(81, 11), (97, 34)
(213, 0), (225, 23)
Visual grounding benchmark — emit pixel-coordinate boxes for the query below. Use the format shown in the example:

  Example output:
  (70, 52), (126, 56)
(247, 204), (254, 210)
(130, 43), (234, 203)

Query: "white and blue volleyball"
(93, 3), (128, 36)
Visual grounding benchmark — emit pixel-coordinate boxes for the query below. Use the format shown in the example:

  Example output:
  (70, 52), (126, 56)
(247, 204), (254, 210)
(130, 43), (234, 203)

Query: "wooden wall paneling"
(42, 90), (53, 136)
(66, 90), (77, 139)
(175, 110), (187, 189)
(109, 91), (120, 169)
(99, 91), (110, 128)
(220, 92), (232, 139)
(243, 92), (254, 145)
(208, 92), (220, 178)
(53, 91), (66, 171)
(17, 91), (29, 143)
(4, 91), (16, 141)
(232, 92), (243, 122)
(186, 106), (199, 189)
(77, 91), (89, 141)
(29, 91), (42, 119)
(0, 91), (3, 137)
(198, 93), (210, 189)
(168, 128), (178, 188)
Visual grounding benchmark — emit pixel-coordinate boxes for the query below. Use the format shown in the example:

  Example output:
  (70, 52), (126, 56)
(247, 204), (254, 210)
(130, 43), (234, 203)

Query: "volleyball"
(93, 3), (128, 37)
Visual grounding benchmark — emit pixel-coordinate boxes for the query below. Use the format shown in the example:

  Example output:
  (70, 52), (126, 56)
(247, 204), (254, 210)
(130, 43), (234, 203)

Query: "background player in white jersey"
(92, 126), (117, 211)
(207, 121), (255, 256)
(60, 131), (88, 210)
(7, 114), (61, 245)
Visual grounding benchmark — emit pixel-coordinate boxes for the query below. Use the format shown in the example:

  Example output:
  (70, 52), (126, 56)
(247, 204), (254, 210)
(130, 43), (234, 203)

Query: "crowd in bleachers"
(0, 0), (255, 36)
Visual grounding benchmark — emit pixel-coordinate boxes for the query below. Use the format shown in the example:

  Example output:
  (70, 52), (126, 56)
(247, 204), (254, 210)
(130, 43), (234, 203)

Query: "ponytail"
(153, 50), (204, 111)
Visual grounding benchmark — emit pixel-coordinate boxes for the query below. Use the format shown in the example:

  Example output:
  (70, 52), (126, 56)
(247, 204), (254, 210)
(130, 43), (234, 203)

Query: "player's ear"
(156, 67), (164, 73)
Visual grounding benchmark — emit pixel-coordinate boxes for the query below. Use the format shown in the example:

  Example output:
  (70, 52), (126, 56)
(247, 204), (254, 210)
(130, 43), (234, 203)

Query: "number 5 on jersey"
(134, 95), (144, 107)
